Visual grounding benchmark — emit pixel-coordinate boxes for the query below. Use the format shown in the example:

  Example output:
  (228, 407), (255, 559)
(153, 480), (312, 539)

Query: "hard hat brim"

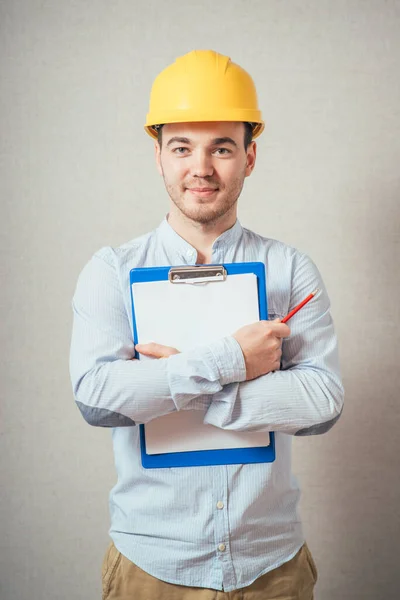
(145, 118), (265, 140)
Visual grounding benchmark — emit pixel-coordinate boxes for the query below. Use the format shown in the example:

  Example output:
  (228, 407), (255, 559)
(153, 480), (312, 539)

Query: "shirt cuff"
(208, 336), (247, 385)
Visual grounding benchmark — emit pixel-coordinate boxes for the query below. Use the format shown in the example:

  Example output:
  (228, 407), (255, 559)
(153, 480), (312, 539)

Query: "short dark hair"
(156, 122), (254, 149)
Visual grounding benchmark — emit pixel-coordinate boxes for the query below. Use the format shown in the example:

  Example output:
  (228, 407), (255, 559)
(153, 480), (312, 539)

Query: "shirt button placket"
(186, 249), (194, 263)
(216, 501), (225, 554)
(212, 467), (233, 590)
(211, 244), (221, 264)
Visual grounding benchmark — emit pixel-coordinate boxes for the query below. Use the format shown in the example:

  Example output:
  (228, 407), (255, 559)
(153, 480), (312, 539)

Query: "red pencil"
(281, 289), (320, 324)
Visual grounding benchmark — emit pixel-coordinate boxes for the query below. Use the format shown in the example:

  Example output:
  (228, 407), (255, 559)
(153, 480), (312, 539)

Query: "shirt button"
(218, 543), (226, 552)
(216, 501), (224, 509)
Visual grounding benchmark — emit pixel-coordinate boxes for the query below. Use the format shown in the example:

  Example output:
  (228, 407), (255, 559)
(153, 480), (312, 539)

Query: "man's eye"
(214, 148), (231, 155)
(173, 147), (189, 154)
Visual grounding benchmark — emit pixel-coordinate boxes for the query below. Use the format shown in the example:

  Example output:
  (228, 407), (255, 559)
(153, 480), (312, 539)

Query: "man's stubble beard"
(162, 168), (246, 226)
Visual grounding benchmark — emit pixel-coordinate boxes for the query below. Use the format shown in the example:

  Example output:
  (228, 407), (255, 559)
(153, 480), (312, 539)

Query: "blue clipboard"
(130, 262), (275, 468)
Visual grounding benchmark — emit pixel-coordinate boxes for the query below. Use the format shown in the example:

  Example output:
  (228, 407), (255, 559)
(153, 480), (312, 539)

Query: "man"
(70, 50), (344, 599)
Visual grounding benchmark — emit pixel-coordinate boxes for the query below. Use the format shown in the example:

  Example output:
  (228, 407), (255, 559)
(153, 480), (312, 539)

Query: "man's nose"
(190, 151), (214, 178)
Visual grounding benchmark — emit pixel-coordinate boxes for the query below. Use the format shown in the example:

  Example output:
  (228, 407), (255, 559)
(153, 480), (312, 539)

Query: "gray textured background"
(1, 1), (399, 598)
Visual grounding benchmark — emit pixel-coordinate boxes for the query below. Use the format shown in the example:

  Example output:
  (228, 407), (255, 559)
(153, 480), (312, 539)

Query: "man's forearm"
(203, 364), (344, 435)
(71, 336), (245, 427)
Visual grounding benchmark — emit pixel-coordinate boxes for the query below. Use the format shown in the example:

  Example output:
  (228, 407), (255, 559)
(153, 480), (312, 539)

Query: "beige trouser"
(102, 542), (317, 600)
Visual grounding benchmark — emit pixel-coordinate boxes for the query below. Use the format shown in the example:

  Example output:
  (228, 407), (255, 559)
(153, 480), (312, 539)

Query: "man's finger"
(135, 342), (180, 358)
(269, 320), (291, 338)
(260, 320), (291, 338)
(274, 324), (291, 338)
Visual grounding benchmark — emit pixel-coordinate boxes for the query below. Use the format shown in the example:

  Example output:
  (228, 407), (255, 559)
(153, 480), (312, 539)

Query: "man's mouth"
(186, 187), (218, 196)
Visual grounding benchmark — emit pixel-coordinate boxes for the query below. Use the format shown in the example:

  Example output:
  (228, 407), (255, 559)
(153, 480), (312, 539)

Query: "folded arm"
(69, 250), (245, 427)
(203, 253), (344, 435)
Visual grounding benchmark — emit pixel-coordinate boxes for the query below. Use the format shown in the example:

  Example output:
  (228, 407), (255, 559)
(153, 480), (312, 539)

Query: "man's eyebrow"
(165, 136), (238, 147)
(166, 137), (191, 146)
(212, 137), (238, 147)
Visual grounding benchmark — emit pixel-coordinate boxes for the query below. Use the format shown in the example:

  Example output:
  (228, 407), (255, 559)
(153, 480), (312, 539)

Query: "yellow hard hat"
(145, 50), (265, 140)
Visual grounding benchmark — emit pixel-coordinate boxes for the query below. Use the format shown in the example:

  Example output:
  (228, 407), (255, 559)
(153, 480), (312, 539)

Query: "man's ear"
(245, 141), (257, 177)
(155, 141), (163, 176)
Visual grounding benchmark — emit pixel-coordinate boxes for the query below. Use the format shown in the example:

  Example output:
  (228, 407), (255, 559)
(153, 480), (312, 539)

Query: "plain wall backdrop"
(1, 1), (399, 598)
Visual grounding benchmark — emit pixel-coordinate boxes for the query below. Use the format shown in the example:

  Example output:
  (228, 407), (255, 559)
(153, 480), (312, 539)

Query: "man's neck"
(167, 209), (237, 264)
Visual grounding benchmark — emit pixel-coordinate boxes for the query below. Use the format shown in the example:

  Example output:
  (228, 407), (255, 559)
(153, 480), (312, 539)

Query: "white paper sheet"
(132, 273), (270, 454)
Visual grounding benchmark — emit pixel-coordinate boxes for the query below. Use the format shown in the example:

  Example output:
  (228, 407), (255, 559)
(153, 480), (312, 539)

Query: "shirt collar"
(156, 215), (243, 263)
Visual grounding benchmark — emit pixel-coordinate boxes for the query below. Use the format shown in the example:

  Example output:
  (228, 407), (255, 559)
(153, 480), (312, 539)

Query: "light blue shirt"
(69, 217), (344, 592)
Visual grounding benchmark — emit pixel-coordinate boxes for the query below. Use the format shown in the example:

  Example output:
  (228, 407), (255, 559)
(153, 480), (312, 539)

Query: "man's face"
(155, 122), (256, 226)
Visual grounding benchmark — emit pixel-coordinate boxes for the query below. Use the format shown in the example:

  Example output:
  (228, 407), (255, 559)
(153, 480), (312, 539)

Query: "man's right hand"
(233, 319), (291, 381)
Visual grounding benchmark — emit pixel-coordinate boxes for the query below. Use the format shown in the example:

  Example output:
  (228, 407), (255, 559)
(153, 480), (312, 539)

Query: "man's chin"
(169, 193), (237, 225)
(180, 207), (229, 225)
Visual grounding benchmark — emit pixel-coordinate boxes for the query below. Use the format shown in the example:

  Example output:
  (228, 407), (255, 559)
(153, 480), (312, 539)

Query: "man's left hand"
(135, 342), (180, 359)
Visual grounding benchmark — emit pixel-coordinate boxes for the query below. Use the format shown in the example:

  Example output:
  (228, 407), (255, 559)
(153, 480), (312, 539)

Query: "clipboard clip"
(168, 265), (227, 284)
